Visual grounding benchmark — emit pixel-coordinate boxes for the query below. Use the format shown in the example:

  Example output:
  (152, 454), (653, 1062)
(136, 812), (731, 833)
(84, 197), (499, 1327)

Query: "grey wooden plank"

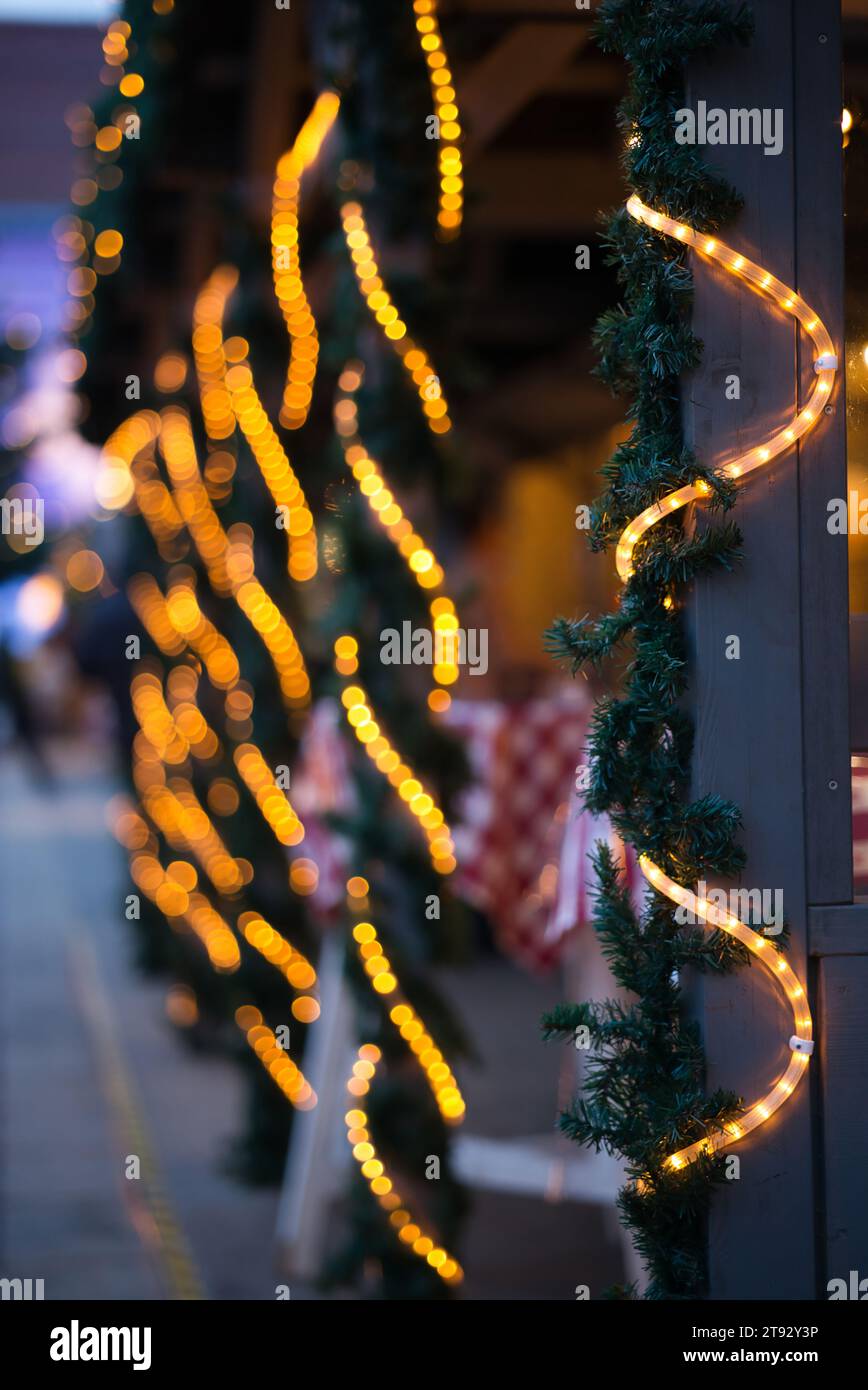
(809, 903), (868, 955)
(850, 615), (868, 752)
(685, 0), (816, 1298)
(819, 957), (868, 1284)
(794, 0), (853, 905)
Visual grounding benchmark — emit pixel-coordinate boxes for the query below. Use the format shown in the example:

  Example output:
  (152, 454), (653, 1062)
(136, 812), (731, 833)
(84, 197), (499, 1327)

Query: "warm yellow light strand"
(411, 0), (464, 239)
(237, 1006), (317, 1111)
(118, 795), (318, 1105)
(336, 662), (457, 875)
(349, 914), (465, 1122)
(192, 265), (239, 444)
(339, 201), (451, 434)
(344, 1045), (463, 1285)
(617, 195), (836, 582)
(232, 741), (305, 849)
(614, 196), (828, 1169)
(272, 91), (341, 430)
(333, 363), (460, 701)
(224, 360), (318, 581)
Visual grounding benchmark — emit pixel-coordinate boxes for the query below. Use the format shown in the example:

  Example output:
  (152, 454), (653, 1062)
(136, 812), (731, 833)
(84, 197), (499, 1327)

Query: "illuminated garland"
(411, 0), (463, 240)
(616, 196), (835, 582)
(119, 406), (311, 709)
(334, 363), (459, 702)
(60, 16), (145, 360)
(343, 879), (465, 1284)
(350, 913), (464, 1122)
(344, 1046), (463, 1286)
(614, 199), (830, 1168)
(192, 266), (239, 444)
(272, 92), (341, 430)
(335, 660), (457, 876)
(225, 360), (318, 582)
(339, 201), (451, 434)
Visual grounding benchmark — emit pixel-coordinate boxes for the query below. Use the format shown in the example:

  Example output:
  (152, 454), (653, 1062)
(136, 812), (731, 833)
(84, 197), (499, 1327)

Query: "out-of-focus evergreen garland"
(65, 0), (475, 1296)
(310, 0), (474, 1300)
(543, 0), (756, 1299)
(66, 0), (318, 1185)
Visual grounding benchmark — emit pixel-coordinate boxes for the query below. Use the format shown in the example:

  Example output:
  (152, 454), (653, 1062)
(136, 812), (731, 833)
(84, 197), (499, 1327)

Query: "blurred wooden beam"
(244, 3), (306, 220)
(462, 22), (592, 158)
(470, 153), (622, 232)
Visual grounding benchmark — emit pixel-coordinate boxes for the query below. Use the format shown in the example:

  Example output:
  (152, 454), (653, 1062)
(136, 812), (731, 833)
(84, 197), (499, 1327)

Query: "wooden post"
(685, 0), (849, 1298)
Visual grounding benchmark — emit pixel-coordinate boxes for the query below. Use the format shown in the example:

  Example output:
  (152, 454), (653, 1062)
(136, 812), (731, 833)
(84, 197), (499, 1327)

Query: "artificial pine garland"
(542, 0), (756, 1298)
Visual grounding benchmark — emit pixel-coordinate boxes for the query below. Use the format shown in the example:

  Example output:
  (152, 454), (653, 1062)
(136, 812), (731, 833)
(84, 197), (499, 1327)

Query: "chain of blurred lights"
(130, 447), (188, 561)
(238, 912), (320, 1022)
(98, 409), (161, 514)
(128, 573), (187, 657)
(232, 742), (305, 849)
(224, 360), (318, 582)
(334, 363), (459, 702)
(131, 669), (221, 764)
(159, 406), (232, 594)
(156, 406), (311, 709)
(192, 266), (239, 442)
(272, 92), (341, 430)
(339, 201), (451, 435)
(344, 1044), (463, 1284)
(236, 1006), (317, 1111)
(336, 662), (456, 875)
(611, 195), (827, 1171)
(412, 0), (463, 239)
(61, 17), (148, 361)
(133, 747), (246, 896)
(348, 904), (464, 1122)
(161, 577), (242, 690)
(113, 806), (316, 1112)
(129, 848), (241, 971)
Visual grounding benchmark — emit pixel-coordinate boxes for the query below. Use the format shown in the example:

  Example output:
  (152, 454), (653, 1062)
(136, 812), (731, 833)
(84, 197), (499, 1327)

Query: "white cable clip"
(814, 353), (838, 373)
(789, 1035), (814, 1056)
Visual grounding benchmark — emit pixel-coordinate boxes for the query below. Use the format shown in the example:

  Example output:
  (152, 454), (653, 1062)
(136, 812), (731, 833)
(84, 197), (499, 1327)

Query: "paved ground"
(0, 740), (281, 1301)
(1, 738), (625, 1301)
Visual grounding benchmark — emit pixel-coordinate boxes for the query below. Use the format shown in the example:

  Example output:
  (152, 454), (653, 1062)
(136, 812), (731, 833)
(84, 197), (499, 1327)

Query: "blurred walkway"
(0, 739), (282, 1300)
(1, 737), (626, 1301)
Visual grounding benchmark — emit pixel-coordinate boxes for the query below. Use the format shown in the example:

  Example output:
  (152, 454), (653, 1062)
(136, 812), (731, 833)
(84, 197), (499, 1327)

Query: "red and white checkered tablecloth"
(443, 689), (639, 970)
(851, 758), (868, 893)
(293, 689), (639, 972)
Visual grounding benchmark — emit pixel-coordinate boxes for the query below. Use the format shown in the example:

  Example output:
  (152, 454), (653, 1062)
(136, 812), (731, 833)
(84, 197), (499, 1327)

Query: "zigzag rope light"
(620, 194), (833, 1171)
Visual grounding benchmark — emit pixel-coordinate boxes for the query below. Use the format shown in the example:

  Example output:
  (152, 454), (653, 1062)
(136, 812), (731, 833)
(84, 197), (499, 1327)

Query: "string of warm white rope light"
(343, 1045), (463, 1285)
(618, 195), (836, 583)
(620, 195), (830, 1170)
